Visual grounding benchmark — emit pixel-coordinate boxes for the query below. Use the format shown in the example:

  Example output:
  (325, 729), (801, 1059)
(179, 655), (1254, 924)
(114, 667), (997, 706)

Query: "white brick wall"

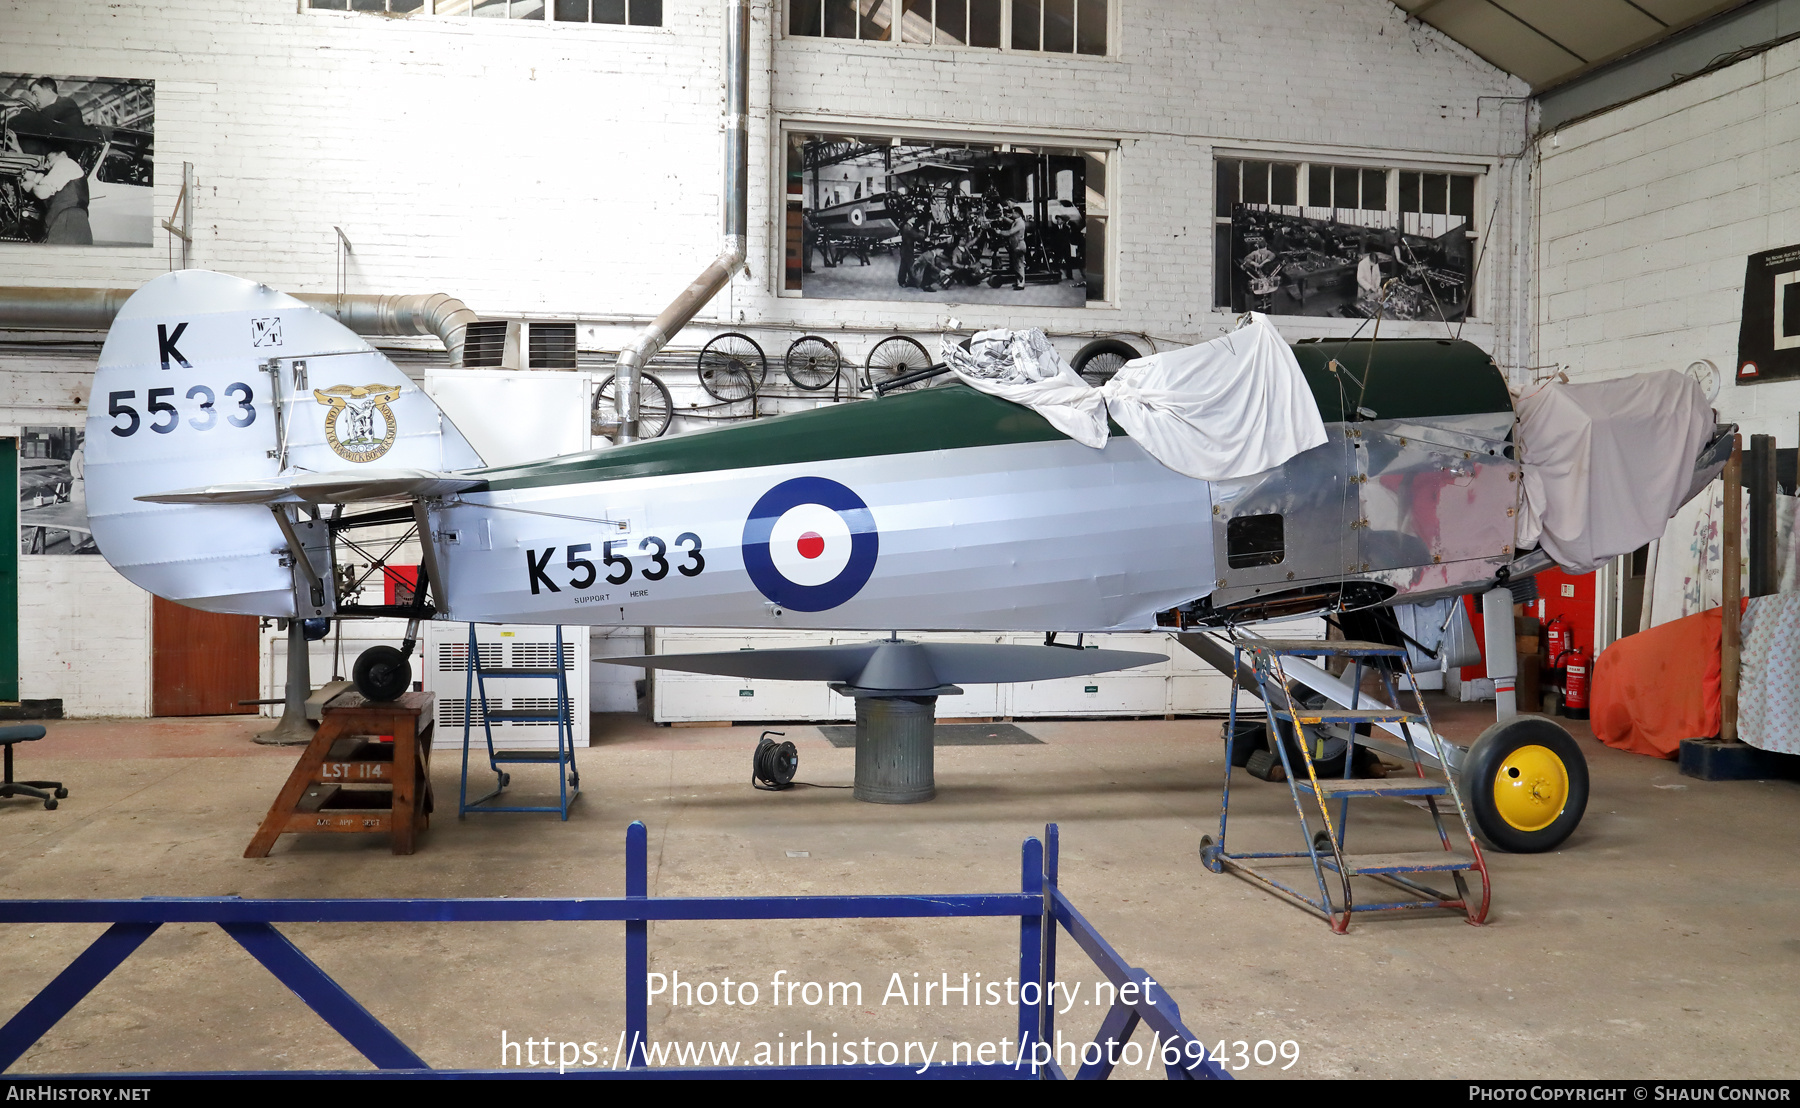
(0, 360), (152, 716)
(1, 0), (1524, 341)
(764, 0), (1525, 348)
(0, 0), (1528, 714)
(1535, 39), (1800, 438)
(18, 556), (151, 718)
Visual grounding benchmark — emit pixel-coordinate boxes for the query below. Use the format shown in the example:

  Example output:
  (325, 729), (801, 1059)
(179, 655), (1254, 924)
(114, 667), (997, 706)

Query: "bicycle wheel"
(594, 371), (674, 439)
(1071, 337), (1141, 387)
(784, 335), (842, 391)
(697, 332), (767, 402)
(864, 335), (934, 392)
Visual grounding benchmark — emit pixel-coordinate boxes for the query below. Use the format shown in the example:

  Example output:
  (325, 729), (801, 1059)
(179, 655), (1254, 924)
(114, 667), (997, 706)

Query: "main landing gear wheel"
(1458, 716), (1589, 853)
(353, 645), (412, 703)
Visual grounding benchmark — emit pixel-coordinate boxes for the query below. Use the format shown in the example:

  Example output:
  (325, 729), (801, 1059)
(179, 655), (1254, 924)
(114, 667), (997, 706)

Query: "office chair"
(0, 725), (65, 810)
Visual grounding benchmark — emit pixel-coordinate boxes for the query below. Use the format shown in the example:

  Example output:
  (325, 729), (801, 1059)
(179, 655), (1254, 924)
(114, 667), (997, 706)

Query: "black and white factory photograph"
(786, 132), (1102, 307)
(0, 73), (154, 247)
(16, 426), (93, 556)
(1, 0), (1799, 1092)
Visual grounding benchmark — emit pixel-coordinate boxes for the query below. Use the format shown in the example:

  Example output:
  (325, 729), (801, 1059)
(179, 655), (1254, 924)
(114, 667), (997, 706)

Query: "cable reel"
(752, 730), (799, 791)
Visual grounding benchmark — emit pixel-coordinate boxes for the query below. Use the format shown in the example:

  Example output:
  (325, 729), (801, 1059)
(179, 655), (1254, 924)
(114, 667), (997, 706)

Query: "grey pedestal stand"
(255, 619), (317, 746)
(830, 682), (961, 804)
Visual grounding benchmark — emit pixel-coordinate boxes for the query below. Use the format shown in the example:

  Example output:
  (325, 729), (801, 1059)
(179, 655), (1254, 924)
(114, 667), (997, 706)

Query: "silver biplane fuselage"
(87, 272), (1729, 641)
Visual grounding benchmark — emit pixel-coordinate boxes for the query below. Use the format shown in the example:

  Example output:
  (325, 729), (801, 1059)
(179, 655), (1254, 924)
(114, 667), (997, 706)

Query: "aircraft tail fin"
(85, 270), (484, 615)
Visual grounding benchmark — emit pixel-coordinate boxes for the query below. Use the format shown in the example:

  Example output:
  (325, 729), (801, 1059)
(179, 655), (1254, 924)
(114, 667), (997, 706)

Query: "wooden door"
(152, 596), (259, 716)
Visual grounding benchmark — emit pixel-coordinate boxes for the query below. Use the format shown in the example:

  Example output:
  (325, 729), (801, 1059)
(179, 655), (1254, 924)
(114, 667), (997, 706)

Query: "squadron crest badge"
(314, 384), (402, 463)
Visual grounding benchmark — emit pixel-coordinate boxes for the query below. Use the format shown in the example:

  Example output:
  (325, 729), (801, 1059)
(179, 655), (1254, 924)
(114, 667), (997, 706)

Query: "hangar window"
(308, 0), (425, 10)
(789, 0), (1104, 53)
(552, 0), (662, 24)
(307, 0), (663, 24)
(1213, 156), (1482, 324)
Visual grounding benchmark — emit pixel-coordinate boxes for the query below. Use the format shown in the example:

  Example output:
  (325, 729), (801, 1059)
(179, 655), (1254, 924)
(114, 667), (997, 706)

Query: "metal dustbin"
(850, 694), (939, 804)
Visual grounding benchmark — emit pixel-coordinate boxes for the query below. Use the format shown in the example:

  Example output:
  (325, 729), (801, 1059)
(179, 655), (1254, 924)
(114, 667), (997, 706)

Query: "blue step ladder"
(1199, 633), (1489, 933)
(458, 623), (579, 820)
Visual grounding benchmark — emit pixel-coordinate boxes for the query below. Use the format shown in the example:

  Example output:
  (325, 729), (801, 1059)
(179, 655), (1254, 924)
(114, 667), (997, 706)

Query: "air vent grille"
(463, 320), (508, 368)
(529, 322), (578, 369)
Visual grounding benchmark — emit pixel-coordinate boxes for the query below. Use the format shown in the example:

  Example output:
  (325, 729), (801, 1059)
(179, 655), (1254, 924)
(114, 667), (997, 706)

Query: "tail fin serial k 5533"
(85, 270), (484, 616)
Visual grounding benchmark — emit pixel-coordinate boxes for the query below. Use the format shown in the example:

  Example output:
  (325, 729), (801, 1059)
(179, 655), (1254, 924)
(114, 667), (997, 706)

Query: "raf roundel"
(742, 477), (879, 612)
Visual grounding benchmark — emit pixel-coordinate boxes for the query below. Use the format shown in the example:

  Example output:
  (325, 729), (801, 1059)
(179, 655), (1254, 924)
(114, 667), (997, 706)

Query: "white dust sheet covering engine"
(941, 314), (1327, 482)
(1514, 371), (1714, 574)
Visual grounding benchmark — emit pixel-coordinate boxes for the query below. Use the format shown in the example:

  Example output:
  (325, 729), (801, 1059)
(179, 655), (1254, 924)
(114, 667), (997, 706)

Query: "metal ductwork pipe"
(0, 287), (478, 367)
(605, 0), (750, 445)
(0, 286), (137, 332)
(298, 292), (479, 369)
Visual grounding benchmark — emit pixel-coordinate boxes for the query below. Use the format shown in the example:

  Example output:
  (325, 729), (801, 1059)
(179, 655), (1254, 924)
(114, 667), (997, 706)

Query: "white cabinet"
(423, 622), (589, 750)
(1011, 674), (1170, 716)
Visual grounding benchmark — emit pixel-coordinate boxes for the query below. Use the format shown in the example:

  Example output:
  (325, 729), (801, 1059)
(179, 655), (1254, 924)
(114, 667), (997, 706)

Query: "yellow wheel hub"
(1492, 744), (1569, 832)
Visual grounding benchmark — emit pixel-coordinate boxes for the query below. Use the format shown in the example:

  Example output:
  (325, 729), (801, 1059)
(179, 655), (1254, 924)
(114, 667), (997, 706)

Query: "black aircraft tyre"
(1457, 716), (1589, 853)
(353, 645), (412, 703)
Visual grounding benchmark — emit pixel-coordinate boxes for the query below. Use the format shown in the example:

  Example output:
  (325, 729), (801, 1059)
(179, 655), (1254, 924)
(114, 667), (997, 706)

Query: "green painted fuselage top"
(1288, 336), (1512, 423)
(474, 338), (1514, 492)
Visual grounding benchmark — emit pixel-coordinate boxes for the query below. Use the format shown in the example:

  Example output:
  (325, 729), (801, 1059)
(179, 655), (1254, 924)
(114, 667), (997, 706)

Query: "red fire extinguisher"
(1545, 614), (1570, 664)
(1561, 644), (1589, 720)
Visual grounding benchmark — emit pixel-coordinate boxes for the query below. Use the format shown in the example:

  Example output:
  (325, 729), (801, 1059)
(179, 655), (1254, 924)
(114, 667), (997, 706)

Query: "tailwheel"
(1458, 716), (1589, 853)
(352, 645), (412, 703)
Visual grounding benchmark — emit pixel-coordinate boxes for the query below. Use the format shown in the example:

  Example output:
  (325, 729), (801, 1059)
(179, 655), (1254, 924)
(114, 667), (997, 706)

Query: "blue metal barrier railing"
(0, 822), (1228, 1079)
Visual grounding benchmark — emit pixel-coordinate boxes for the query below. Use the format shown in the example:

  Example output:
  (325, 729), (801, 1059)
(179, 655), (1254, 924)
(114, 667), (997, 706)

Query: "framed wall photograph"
(0, 73), (154, 248)
(1213, 157), (1481, 323)
(1737, 243), (1800, 385)
(783, 129), (1110, 307)
(18, 426), (95, 556)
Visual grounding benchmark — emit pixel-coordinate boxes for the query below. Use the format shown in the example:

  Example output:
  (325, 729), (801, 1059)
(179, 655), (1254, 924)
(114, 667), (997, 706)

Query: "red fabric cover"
(1591, 604), (1739, 759)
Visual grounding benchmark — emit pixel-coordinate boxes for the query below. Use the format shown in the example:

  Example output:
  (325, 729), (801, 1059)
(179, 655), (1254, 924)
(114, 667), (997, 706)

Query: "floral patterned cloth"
(1739, 591), (1800, 755)
(1648, 490), (1796, 628)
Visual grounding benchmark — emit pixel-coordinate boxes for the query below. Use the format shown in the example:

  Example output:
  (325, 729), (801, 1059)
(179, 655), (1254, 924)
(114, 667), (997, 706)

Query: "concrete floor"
(1, 696), (1796, 1079)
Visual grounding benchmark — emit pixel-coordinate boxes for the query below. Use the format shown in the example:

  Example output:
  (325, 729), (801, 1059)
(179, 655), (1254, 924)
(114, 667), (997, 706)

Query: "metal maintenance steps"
(1197, 631), (1490, 933)
(1296, 777), (1452, 798)
(458, 623), (580, 820)
(1325, 850), (1476, 875)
